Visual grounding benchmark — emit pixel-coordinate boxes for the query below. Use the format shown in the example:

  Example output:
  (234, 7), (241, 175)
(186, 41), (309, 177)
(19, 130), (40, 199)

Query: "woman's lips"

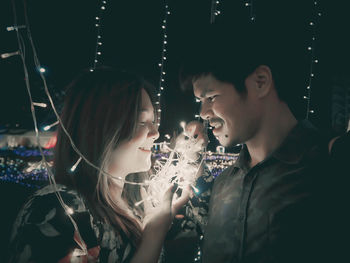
(139, 147), (152, 153)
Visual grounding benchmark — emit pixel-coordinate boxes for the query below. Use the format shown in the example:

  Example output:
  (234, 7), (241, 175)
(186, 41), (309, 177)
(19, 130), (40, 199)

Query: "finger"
(172, 185), (190, 215)
(140, 187), (152, 214)
(162, 183), (177, 210)
(186, 121), (204, 137)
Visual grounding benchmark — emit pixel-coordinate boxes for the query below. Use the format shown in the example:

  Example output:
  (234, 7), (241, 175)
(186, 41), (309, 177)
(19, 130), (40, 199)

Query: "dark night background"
(0, 0), (350, 262)
(1, 0), (349, 140)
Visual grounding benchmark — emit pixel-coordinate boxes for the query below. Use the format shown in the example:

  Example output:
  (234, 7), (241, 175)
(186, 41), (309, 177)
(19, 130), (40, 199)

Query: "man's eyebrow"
(196, 88), (215, 99)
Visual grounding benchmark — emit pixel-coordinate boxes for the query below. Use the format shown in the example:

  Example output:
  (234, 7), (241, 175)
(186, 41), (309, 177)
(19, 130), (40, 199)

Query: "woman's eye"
(139, 122), (146, 126)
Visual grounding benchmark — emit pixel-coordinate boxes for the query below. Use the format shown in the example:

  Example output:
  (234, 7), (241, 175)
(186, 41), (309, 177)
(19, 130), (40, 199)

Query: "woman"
(8, 67), (189, 263)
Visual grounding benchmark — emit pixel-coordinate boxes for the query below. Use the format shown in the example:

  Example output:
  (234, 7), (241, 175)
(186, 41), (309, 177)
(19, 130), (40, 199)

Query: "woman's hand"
(141, 184), (190, 232)
(130, 185), (190, 263)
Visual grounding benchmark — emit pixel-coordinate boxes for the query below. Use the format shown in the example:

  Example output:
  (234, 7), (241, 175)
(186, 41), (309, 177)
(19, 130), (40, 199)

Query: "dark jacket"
(202, 120), (333, 263)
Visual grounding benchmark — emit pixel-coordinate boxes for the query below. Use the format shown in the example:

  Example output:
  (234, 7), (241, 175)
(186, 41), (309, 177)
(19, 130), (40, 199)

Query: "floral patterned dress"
(8, 184), (134, 263)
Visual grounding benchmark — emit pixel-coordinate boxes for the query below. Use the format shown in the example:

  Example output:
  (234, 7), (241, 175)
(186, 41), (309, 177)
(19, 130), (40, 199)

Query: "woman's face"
(109, 88), (159, 177)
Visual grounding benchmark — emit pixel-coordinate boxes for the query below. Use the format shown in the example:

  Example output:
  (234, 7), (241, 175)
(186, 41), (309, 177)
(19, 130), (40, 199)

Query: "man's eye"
(208, 95), (217, 102)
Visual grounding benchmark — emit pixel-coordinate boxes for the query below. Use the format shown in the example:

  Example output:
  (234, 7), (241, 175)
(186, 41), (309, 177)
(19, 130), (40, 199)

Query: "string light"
(156, 1), (170, 126)
(1, 50), (20, 59)
(70, 157), (82, 172)
(43, 121), (59, 131)
(91, 0), (108, 71)
(244, 1), (256, 21)
(210, 0), (221, 24)
(33, 102), (47, 108)
(305, 0), (321, 119)
(6, 25), (26, 31)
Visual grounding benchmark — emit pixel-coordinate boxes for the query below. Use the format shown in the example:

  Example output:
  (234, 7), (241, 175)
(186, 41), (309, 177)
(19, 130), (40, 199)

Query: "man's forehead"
(193, 75), (216, 97)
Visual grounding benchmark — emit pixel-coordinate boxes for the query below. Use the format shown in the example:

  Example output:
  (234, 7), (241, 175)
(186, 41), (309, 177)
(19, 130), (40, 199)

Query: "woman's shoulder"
(20, 184), (88, 223)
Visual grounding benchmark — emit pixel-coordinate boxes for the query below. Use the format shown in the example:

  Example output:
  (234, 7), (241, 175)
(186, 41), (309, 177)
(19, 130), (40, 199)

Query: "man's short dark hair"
(179, 2), (311, 118)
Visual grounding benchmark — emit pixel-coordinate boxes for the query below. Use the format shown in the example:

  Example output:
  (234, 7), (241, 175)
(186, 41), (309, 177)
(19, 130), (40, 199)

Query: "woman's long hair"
(54, 67), (154, 246)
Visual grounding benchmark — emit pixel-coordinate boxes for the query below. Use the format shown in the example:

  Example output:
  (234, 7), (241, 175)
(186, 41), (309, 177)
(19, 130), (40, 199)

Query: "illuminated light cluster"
(210, 0), (221, 24)
(155, 2), (170, 126)
(139, 134), (205, 209)
(304, 0), (322, 119)
(244, 1), (256, 21)
(90, 0), (108, 72)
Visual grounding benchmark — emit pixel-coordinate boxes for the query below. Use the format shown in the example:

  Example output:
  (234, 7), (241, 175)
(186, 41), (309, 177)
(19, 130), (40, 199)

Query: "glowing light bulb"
(66, 207), (74, 215)
(33, 102), (47, 108)
(43, 121), (59, 131)
(101, 6), (105, 10)
(70, 157), (82, 172)
(38, 67), (46, 73)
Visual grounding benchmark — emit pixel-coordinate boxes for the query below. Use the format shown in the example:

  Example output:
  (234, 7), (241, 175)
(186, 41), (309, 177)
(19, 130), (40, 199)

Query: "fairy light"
(210, 0), (221, 24)
(305, 0), (321, 119)
(43, 121), (59, 131)
(142, 136), (205, 209)
(244, 1), (256, 21)
(90, 0), (108, 71)
(156, 1), (170, 126)
(38, 66), (46, 73)
(70, 157), (82, 172)
(1, 50), (20, 59)
(33, 102), (47, 108)
(6, 25), (26, 31)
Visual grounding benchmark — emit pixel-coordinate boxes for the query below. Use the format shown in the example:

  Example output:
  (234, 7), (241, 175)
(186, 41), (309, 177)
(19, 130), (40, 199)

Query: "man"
(178, 17), (338, 262)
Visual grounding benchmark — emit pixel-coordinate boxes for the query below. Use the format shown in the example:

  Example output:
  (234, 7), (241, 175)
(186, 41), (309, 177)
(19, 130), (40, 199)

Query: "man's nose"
(200, 102), (213, 120)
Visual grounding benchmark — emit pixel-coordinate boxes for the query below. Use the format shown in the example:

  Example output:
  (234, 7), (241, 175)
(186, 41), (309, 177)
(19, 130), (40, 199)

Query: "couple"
(8, 29), (341, 263)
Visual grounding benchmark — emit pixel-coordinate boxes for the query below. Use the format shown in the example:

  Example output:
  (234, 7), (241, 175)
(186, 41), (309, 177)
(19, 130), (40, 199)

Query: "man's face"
(193, 74), (259, 147)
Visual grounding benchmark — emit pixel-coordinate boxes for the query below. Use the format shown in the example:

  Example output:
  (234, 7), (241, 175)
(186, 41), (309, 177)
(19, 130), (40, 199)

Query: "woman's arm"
(130, 184), (189, 263)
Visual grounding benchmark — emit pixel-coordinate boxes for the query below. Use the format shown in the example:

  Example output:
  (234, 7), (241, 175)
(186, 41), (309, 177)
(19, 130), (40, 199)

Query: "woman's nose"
(149, 125), (160, 140)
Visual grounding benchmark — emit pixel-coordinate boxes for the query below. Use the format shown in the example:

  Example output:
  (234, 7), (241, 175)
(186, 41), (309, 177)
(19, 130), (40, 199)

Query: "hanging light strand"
(91, 0), (108, 72)
(11, 0), (88, 255)
(244, 0), (256, 21)
(305, 0), (321, 119)
(156, 1), (170, 125)
(210, 0), (221, 24)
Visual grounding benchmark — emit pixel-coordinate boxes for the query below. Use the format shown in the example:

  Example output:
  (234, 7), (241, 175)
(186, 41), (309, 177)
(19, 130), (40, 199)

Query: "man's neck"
(246, 103), (297, 168)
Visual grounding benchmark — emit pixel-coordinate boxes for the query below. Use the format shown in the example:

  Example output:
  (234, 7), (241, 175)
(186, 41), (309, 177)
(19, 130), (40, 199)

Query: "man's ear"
(252, 65), (273, 99)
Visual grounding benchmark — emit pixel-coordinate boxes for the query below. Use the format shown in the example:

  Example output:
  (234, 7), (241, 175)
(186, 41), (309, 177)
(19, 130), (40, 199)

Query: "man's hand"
(175, 121), (209, 161)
